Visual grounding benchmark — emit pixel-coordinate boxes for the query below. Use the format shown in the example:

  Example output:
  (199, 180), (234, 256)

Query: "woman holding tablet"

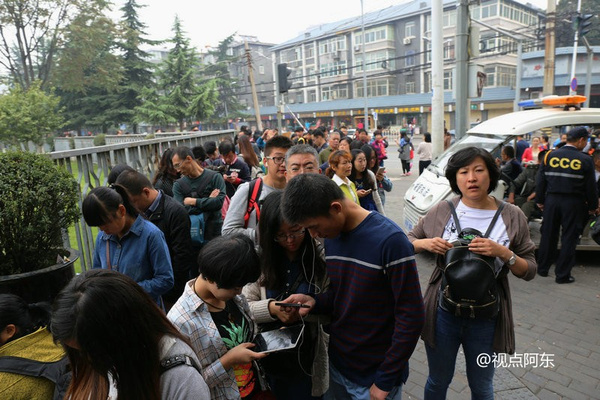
(243, 191), (329, 399)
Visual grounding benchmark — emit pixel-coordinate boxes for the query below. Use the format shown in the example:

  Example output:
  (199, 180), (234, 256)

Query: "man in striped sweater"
(281, 173), (424, 400)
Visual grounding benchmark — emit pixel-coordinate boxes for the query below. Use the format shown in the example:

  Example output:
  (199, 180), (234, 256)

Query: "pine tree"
(114, 0), (159, 133)
(203, 35), (245, 128)
(155, 16), (217, 131)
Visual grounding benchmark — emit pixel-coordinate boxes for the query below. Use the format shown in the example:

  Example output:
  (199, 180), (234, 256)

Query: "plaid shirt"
(167, 280), (260, 400)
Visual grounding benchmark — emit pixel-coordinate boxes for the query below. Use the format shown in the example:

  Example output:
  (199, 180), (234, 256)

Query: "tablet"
(252, 325), (305, 354)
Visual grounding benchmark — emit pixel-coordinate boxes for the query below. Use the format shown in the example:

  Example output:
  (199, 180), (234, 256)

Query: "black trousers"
(419, 160), (431, 175)
(537, 194), (588, 280)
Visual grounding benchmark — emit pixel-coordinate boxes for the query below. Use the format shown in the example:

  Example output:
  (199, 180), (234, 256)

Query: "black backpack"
(440, 200), (505, 319)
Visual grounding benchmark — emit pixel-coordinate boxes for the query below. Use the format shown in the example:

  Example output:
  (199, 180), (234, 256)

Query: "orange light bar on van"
(518, 95), (587, 108)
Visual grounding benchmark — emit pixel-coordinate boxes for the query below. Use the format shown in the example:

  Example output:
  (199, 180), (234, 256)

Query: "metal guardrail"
(50, 130), (235, 272)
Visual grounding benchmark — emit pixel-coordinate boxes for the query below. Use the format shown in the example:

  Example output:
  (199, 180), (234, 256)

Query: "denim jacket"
(92, 215), (174, 304)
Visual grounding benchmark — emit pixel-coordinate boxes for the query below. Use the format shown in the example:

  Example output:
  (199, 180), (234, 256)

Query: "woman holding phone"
(349, 149), (385, 215)
(243, 191), (329, 399)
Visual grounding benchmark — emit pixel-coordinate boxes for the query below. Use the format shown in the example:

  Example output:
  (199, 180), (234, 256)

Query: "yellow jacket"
(332, 174), (360, 205)
(0, 327), (66, 400)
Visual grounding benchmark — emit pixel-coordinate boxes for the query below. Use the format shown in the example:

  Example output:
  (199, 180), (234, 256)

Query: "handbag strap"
(446, 200), (505, 238)
(105, 242), (113, 270)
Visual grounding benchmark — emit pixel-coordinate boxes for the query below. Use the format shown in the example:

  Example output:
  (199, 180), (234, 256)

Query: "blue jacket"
(92, 215), (174, 303)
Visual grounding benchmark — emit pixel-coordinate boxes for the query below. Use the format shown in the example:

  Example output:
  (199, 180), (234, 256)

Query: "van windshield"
(429, 133), (509, 175)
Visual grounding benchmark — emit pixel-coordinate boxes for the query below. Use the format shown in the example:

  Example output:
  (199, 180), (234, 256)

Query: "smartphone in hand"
(274, 302), (311, 309)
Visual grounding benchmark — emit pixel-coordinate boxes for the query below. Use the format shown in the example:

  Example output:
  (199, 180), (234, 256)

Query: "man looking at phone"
(281, 174), (424, 400)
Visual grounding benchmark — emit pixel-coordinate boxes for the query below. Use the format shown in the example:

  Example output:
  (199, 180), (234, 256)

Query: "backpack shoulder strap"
(446, 200), (462, 233)
(160, 354), (201, 375)
(244, 178), (263, 229)
(483, 201), (505, 238)
(0, 356), (69, 384)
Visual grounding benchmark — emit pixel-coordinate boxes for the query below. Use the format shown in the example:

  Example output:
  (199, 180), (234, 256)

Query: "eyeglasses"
(266, 156), (285, 165)
(173, 159), (187, 169)
(274, 228), (305, 242)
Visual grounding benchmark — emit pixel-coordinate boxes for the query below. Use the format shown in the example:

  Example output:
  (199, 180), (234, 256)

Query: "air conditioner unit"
(354, 45), (361, 52)
(403, 37), (412, 45)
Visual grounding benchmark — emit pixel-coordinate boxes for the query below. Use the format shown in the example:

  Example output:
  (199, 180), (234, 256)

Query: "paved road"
(381, 140), (600, 400)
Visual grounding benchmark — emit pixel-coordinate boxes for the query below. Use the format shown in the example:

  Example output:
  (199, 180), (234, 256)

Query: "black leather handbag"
(440, 201), (505, 319)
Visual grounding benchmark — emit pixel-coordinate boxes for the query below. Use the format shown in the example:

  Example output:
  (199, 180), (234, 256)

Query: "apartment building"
(252, 0), (545, 130)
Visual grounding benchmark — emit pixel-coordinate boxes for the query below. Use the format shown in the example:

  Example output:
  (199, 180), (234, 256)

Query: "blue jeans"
(329, 362), (402, 400)
(424, 307), (496, 400)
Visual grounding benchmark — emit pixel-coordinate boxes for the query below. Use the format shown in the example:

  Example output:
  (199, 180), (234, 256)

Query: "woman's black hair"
(107, 164), (135, 185)
(349, 149), (375, 190)
(198, 234), (261, 289)
(258, 192), (326, 291)
(152, 148), (178, 186)
(361, 144), (379, 175)
(349, 139), (364, 150)
(445, 146), (500, 195)
(51, 269), (190, 400)
(82, 185), (139, 227)
(0, 294), (52, 343)
(339, 136), (353, 148)
(424, 132), (432, 143)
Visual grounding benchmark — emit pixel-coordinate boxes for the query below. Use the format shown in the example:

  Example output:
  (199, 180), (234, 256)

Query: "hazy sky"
(112, 0), (548, 50)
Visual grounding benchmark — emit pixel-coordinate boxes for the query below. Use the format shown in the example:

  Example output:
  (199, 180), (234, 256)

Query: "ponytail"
(82, 185), (139, 227)
(0, 294), (51, 343)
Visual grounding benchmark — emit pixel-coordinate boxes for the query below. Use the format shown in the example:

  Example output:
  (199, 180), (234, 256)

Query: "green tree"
(555, 0), (600, 47)
(0, 81), (64, 149)
(156, 16), (217, 130)
(114, 0), (159, 133)
(0, 0), (100, 90)
(52, 1), (123, 133)
(203, 35), (245, 127)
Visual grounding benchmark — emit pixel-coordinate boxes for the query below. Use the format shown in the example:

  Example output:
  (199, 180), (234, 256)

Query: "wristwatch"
(507, 252), (517, 266)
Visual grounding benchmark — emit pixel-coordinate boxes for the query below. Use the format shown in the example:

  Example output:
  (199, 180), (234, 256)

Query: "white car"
(403, 105), (600, 249)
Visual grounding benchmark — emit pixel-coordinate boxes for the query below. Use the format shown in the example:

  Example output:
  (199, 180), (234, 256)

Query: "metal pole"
(583, 37), (592, 108)
(431, 0), (444, 157)
(455, 0), (469, 140)
(543, 0), (556, 96)
(569, 0), (582, 96)
(245, 41), (263, 132)
(361, 0), (368, 131)
(514, 41), (523, 112)
(273, 53), (283, 133)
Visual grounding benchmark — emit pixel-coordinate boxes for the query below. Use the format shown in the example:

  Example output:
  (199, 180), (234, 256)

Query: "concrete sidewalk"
(381, 142), (600, 400)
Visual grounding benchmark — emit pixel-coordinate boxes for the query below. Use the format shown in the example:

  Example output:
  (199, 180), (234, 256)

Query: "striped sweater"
(314, 212), (424, 391)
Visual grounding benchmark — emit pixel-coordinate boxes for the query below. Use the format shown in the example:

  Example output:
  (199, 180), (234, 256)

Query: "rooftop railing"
(50, 130), (235, 271)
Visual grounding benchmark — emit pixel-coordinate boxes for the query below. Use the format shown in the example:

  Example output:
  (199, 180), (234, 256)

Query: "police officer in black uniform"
(536, 127), (598, 283)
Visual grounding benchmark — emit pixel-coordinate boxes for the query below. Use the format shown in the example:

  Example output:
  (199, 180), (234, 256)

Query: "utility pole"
(455, 0), (469, 140)
(431, 0), (444, 157)
(543, 0), (556, 96)
(569, 0), (582, 96)
(361, 0), (368, 131)
(583, 37), (593, 108)
(245, 41), (263, 132)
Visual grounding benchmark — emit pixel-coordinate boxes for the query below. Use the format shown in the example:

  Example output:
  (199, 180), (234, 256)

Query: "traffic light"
(576, 13), (594, 37)
(277, 63), (293, 93)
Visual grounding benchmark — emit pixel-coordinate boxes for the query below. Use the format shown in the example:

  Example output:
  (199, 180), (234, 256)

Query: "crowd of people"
(1, 123), (598, 399)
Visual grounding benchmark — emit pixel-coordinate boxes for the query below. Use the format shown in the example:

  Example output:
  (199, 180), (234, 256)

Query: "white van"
(403, 105), (600, 249)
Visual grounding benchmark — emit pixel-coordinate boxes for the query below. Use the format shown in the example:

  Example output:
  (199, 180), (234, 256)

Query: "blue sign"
(571, 78), (578, 91)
